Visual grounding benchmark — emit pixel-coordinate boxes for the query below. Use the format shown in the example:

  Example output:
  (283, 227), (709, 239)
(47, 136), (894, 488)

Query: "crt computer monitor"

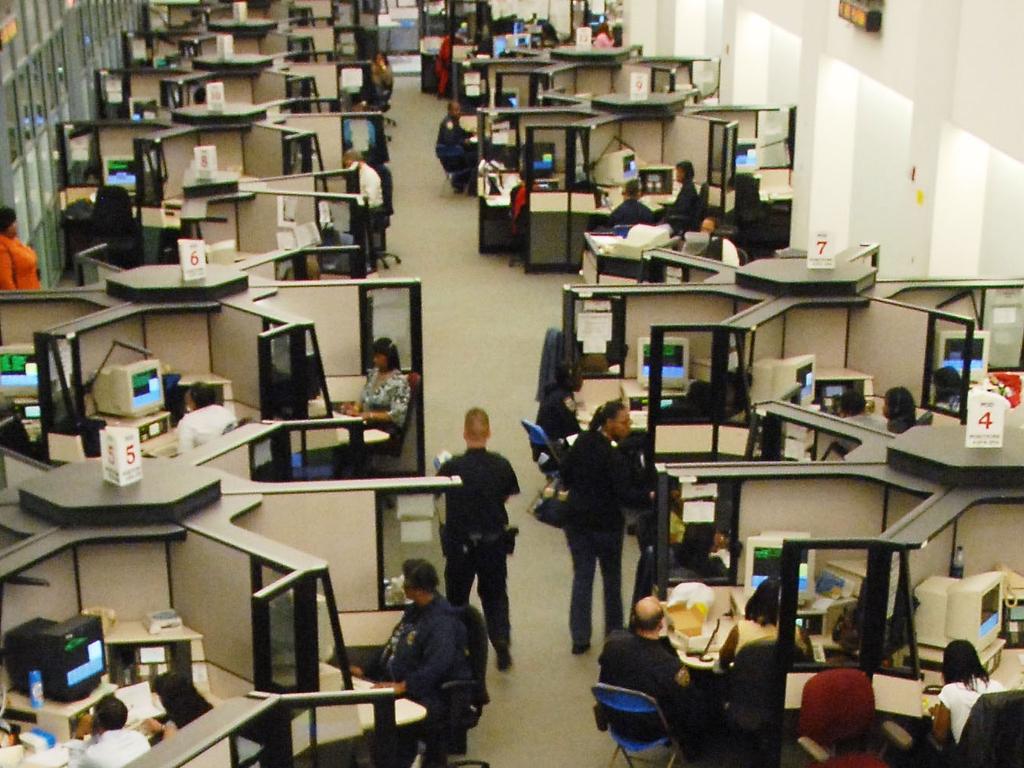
(937, 330), (990, 383)
(4, 614), (105, 702)
(92, 358), (165, 417)
(0, 344), (39, 396)
(103, 156), (137, 190)
(492, 36), (508, 57)
(636, 336), (689, 390)
(532, 142), (556, 178)
(915, 571), (1003, 651)
(744, 532), (814, 603)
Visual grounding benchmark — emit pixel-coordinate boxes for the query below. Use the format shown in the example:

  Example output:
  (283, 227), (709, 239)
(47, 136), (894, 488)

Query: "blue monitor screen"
(24, 404), (40, 419)
(752, 546), (809, 593)
(131, 369), (162, 409)
(980, 609), (999, 640)
(66, 640), (105, 687)
(106, 159), (136, 188)
(0, 352), (38, 389)
(532, 143), (555, 175)
(513, 21), (524, 34)
(823, 384), (845, 398)
(736, 149), (758, 168)
(642, 343), (686, 384)
(943, 337), (985, 373)
(492, 36), (507, 57)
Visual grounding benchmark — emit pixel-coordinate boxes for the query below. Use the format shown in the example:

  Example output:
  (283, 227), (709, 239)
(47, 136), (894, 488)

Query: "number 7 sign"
(808, 230), (835, 269)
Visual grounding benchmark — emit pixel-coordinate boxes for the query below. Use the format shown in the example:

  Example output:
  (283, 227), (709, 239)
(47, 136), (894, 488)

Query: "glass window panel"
(366, 287), (413, 370)
(379, 492), (443, 607)
(17, 68), (32, 144)
(20, 0), (37, 51)
(24, 138), (42, 226)
(4, 80), (20, 163)
(37, 130), (54, 205)
(11, 164), (28, 235)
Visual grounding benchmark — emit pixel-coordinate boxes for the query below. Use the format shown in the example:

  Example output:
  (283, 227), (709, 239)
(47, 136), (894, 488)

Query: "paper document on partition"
(682, 500), (715, 523)
(115, 682), (165, 724)
(340, 67), (364, 91)
(464, 71), (482, 97)
(350, 120), (371, 152)
(577, 311), (612, 354)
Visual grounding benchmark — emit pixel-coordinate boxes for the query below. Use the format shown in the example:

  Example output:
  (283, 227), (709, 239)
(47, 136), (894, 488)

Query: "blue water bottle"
(28, 670), (44, 709)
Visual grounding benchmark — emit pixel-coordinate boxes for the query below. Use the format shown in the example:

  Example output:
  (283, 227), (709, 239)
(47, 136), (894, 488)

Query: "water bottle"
(950, 546), (965, 579)
(28, 670), (44, 709)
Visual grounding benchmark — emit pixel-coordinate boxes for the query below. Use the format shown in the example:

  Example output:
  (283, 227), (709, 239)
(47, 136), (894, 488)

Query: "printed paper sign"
(966, 388), (1009, 448)
(808, 230), (835, 269)
(205, 81), (225, 113)
(232, 1), (247, 21)
(194, 145), (218, 180)
(575, 26), (592, 49)
(629, 70), (650, 102)
(216, 34), (234, 60)
(178, 238), (208, 282)
(101, 426), (142, 487)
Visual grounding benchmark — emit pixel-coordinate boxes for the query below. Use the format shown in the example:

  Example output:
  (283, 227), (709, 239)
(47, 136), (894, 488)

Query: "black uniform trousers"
(444, 536), (510, 650)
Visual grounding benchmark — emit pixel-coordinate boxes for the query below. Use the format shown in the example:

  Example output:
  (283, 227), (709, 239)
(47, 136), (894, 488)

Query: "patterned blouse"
(360, 368), (410, 428)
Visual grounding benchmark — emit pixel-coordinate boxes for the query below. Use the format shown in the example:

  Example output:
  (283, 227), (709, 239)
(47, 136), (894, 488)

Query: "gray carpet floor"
(378, 77), (787, 768)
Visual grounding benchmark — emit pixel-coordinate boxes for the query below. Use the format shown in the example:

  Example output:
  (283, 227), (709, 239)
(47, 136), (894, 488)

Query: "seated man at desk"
(352, 559), (471, 767)
(436, 101), (476, 194)
(70, 695), (151, 768)
(608, 180), (657, 228)
(598, 596), (706, 759)
(343, 149), (384, 210)
(177, 382), (236, 452)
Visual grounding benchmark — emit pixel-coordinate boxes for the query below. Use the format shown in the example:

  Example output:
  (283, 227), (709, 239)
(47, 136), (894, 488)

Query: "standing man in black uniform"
(438, 408), (520, 670)
(436, 101), (477, 193)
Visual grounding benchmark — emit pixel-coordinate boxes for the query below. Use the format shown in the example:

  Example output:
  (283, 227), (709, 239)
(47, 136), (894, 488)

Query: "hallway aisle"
(377, 77), (639, 766)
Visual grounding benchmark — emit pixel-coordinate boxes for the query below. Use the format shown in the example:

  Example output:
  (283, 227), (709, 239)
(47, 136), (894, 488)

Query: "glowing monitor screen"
(797, 363), (815, 403)
(131, 368), (163, 410)
(638, 336), (689, 390)
(622, 155), (637, 181)
(942, 337), (986, 373)
(751, 545), (810, 594)
(0, 351), (38, 390)
(532, 143), (555, 176)
(823, 384), (845, 398)
(105, 158), (136, 189)
(66, 640), (105, 688)
(492, 36), (507, 57)
(980, 585), (1001, 640)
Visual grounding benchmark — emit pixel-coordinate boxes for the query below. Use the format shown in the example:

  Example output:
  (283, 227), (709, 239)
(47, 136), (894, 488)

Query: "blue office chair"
(520, 419), (562, 476)
(592, 684), (684, 768)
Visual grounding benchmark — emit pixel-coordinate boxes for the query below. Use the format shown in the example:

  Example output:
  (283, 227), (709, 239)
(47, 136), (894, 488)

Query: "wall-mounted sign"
(838, 1), (882, 33)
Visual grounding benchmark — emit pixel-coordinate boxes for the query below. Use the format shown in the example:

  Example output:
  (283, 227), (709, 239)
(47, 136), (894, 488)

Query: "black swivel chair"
(371, 163), (400, 268)
(727, 639), (778, 761)
(88, 186), (141, 269)
(441, 605), (490, 767)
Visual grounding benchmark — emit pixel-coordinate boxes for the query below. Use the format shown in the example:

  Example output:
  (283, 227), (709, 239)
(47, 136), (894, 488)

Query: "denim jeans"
(565, 525), (624, 646)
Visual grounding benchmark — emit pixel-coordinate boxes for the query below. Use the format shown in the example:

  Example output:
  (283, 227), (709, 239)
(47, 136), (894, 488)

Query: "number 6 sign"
(178, 238), (207, 282)
(101, 426), (143, 487)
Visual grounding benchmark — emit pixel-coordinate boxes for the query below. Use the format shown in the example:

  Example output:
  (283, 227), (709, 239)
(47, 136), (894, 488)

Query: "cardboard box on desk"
(666, 602), (705, 637)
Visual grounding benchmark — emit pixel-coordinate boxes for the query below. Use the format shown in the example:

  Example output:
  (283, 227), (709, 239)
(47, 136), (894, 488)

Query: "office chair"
(441, 605), (490, 767)
(89, 186), (141, 269)
(371, 163), (401, 268)
(370, 372), (420, 476)
(436, 144), (473, 194)
(797, 668), (913, 767)
(520, 419), (563, 476)
(954, 689), (1024, 768)
(726, 639), (777, 758)
(591, 684), (685, 768)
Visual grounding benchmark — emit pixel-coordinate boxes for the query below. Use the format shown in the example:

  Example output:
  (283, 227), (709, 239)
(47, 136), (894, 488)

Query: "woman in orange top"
(0, 207), (41, 290)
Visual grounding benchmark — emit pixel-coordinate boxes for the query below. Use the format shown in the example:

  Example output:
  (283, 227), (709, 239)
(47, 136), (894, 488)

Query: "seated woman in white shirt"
(177, 382), (236, 452)
(931, 639), (1006, 745)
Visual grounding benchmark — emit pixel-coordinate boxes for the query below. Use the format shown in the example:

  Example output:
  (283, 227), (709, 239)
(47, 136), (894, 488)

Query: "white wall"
(929, 125), (988, 277)
(978, 148), (1024, 275)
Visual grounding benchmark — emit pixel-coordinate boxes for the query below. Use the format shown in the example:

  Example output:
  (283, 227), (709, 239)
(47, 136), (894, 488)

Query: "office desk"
(478, 172), (519, 253)
(351, 677), (428, 731)
(5, 682), (119, 742)
(760, 189), (793, 204)
(191, 54), (275, 73)
(170, 103), (268, 126)
(207, 20), (277, 37)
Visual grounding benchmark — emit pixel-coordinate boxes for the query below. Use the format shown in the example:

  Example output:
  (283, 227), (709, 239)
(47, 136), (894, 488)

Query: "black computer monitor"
(639, 167), (672, 195)
(532, 142), (556, 178)
(5, 615), (106, 702)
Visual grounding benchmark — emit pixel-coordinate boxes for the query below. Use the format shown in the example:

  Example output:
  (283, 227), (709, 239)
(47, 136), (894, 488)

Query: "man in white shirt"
(177, 382), (236, 452)
(343, 149), (383, 209)
(71, 696), (150, 768)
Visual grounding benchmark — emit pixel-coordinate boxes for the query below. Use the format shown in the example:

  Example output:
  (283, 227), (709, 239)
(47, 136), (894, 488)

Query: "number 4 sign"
(965, 388), (1009, 448)
(101, 426), (143, 486)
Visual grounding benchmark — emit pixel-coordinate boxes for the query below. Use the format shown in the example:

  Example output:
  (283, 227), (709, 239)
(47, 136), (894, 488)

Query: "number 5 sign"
(101, 426), (143, 486)
(965, 388), (1009, 448)
(808, 230), (836, 269)
(178, 238), (207, 282)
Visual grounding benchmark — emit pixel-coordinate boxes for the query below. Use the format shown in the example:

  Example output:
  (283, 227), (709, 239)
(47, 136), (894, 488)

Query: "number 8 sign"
(178, 238), (207, 282)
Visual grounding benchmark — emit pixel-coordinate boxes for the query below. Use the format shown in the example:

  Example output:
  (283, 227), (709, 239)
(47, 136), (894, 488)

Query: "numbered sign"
(194, 145), (218, 180)
(232, 1), (247, 21)
(808, 230), (835, 269)
(205, 81), (225, 113)
(966, 388), (1009, 448)
(629, 70), (650, 102)
(216, 33), (234, 60)
(575, 26), (592, 49)
(101, 426), (142, 487)
(178, 238), (208, 282)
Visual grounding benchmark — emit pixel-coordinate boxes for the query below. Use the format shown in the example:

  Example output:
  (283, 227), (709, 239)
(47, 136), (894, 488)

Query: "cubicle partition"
(271, 111), (389, 171)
